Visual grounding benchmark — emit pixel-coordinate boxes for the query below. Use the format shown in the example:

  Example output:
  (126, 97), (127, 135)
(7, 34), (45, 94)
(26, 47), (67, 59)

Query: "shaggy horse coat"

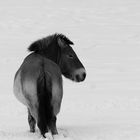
(13, 33), (86, 138)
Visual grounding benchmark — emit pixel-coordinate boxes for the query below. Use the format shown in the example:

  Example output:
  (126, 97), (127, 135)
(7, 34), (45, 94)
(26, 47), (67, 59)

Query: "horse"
(13, 33), (86, 139)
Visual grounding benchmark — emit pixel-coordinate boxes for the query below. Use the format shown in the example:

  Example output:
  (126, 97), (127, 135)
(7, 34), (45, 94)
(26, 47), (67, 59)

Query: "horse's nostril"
(75, 73), (86, 82)
(75, 74), (80, 82)
(74, 68), (86, 82)
(83, 72), (86, 80)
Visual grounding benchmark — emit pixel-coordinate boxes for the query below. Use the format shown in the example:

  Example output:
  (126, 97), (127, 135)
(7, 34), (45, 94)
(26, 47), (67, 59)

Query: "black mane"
(28, 33), (74, 52)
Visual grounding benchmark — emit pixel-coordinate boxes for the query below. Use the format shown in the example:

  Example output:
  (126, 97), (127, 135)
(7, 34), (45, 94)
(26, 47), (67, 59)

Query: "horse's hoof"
(30, 129), (35, 133)
(45, 132), (53, 140)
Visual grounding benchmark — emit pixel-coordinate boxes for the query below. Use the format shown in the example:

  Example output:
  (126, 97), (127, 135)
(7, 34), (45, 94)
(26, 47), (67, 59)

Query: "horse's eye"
(68, 54), (74, 59)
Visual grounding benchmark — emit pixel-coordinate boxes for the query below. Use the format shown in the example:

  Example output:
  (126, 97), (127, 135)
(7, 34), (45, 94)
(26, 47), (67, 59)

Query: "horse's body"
(13, 33), (86, 139)
(14, 53), (63, 115)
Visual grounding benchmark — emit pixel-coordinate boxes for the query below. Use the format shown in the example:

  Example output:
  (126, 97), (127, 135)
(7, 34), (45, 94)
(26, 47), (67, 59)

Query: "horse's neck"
(43, 44), (60, 65)
(39, 51), (59, 66)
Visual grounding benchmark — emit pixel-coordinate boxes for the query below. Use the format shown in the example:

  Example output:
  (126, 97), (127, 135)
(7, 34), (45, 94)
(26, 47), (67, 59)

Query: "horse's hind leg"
(28, 108), (36, 132)
(37, 115), (48, 138)
(48, 116), (58, 135)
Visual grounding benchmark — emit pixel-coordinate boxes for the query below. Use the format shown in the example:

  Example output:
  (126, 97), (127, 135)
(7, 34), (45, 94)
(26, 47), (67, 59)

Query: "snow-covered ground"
(0, 0), (140, 139)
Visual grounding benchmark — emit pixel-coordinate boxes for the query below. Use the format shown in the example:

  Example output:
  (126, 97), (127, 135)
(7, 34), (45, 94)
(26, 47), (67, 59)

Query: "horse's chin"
(63, 73), (85, 82)
(69, 75), (86, 82)
(63, 73), (74, 81)
(63, 75), (71, 80)
(65, 75), (80, 82)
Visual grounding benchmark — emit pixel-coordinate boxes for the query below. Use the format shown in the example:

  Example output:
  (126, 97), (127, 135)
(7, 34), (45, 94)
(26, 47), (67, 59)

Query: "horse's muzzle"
(73, 68), (86, 82)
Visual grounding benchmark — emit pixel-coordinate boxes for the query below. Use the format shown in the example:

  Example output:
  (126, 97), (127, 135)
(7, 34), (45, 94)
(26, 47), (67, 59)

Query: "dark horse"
(13, 33), (86, 139)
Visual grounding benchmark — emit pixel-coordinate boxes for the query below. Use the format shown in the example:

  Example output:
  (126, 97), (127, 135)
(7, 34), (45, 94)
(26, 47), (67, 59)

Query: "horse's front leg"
(28, 108), (36, 133)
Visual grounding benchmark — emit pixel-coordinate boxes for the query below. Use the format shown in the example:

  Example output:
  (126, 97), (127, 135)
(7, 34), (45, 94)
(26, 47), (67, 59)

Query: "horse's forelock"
(56, 34), (74, 45)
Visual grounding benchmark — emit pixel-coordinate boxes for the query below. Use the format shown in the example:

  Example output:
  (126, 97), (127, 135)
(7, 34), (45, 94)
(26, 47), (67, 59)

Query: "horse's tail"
(37, 69), (52, 135)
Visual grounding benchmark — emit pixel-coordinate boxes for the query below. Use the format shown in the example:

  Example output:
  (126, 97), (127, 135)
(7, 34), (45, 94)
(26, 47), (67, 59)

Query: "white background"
(0, 0), (140, 139)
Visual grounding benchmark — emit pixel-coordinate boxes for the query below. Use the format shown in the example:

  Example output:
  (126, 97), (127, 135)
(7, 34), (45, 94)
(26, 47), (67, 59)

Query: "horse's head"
(58, 36), (86, 82)
(28, 33), (86, 82)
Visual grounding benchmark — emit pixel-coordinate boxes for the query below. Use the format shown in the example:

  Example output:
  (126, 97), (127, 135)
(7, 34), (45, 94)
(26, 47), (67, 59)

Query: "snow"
(0, 0), (140, 139)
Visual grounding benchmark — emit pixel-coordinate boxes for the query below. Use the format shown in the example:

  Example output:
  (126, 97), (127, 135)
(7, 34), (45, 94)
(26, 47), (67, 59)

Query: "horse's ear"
(58, 38), (66, 48)
(28, 40), (41, 52)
